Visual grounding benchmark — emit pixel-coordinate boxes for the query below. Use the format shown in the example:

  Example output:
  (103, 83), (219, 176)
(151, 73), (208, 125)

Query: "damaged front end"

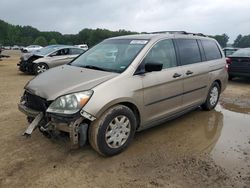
(17, 54), (43, 73)
(18, 91), (96, 148)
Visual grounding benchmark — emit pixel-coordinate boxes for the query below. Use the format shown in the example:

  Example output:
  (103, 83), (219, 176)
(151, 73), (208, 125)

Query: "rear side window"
(176, 39), (201, 65)
(70, 48), (84, 55)
(201, 40), (222, 61)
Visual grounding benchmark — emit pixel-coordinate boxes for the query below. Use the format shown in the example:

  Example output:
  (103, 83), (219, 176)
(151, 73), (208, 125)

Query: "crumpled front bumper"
(17, 60), (33, 73)
(18, 103), (40, 117)
(18, 102), (91, 148)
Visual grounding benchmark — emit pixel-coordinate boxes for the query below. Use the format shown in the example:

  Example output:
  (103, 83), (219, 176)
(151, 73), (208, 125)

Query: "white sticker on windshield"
(130, 40), (148, 45)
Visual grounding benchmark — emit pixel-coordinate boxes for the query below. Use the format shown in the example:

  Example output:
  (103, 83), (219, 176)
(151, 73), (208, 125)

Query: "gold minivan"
(19, 32), (228, 156)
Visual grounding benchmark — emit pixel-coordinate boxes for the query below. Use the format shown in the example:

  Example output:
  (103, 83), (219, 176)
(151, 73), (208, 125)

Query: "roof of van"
(108, 32), (211, 41)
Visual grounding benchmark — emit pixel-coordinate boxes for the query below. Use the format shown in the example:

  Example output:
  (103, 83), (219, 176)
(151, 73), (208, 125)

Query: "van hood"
(25, 65), (118, 100)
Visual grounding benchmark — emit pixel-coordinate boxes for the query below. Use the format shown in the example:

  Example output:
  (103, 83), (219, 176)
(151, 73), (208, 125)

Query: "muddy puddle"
(127, 102), (250, 177)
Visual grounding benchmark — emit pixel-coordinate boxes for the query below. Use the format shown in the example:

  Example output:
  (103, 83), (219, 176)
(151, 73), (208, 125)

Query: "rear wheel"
(89, 105), (136, 156)
(202, 82), (220, 111)
(34, 63), (49, 75)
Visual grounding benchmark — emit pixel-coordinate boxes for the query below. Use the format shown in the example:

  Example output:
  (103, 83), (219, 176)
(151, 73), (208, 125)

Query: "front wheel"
(88, 105), (137, 156)
(34, 63), (49, 75)
(202, 82), (221, 111)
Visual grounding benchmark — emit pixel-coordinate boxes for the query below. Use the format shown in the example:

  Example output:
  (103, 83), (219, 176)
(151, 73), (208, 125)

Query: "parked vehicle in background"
(227, 48), (250, 80)
(75, 44), (88, 51)
(18, 32), (228, 156)
(21, 45), (43, 53)
(0, 47), (10, 60)
(223, 47), (239, 57)
(12, 45), (20, 50)
(3, 46), (11, 50)
(18, 45), (84, 74)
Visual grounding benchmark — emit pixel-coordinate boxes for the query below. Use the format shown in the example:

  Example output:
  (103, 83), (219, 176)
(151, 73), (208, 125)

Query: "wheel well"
(214, 80), (222, 91)
(120, 102), (141, 129)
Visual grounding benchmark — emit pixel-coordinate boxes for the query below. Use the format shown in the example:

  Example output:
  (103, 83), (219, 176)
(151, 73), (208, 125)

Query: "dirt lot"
(0, 50), (250, 188)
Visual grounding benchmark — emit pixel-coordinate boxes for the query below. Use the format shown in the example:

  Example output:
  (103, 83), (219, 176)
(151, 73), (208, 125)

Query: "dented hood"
(25, 65), (118, 100)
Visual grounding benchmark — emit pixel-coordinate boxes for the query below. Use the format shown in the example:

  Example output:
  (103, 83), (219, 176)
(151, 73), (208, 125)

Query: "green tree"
(233, 34), (242, 47)
(49, 38), (57, 45)
(212, 33), (229, 48)
(33, 36), (47, 46)
(233, 35), (250, 48)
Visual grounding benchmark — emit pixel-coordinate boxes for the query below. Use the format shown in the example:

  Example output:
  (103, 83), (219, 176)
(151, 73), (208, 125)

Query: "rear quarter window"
(201, 39), (222, 61)
(176, 39), (201, 65)
(70, 48), (84, 55)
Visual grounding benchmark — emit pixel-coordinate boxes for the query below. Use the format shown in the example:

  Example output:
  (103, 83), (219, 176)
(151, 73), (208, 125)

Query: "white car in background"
(22, 45), (43, 53)
(75, 44), (88, 51)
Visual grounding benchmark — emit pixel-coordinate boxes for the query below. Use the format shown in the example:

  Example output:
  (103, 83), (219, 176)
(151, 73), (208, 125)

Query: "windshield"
(34, 45), (62, 56)
(231, 48), (250, 57)
(70, 39), (148, 73)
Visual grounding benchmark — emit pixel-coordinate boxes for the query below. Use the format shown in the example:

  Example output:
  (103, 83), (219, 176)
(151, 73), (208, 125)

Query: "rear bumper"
(228, 64), (250, 78)
(228, 72), (250, 78)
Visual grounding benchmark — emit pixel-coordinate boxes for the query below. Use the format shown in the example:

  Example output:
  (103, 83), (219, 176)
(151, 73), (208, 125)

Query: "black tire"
(88, 105), (137, 156)
(202, 82), (221, 111)
(34, 63), (49, 75)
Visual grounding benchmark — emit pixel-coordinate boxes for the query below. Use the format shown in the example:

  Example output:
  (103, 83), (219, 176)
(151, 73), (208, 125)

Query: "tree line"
(0, 19), (137, 47)
(1, 19), (250, 48)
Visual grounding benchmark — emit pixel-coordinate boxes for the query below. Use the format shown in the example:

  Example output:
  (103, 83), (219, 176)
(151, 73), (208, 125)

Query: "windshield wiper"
(81, 65), (107, 71)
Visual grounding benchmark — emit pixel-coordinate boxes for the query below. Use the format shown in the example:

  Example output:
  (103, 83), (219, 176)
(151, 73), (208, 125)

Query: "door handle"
(186, 70), (193, 75)
(173, 73), (182, 78)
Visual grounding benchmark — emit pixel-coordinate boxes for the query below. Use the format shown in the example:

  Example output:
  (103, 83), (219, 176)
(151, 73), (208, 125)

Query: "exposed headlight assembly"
(46, 90), (93, 115)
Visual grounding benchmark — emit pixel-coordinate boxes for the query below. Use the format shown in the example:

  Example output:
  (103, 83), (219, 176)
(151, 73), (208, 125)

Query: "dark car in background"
(18, 45), (84, 74)
(227, 48), (250, 80)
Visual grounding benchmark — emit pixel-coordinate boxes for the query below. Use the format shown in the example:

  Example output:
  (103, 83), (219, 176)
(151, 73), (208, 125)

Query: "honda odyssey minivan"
(18, 32), (228, 156)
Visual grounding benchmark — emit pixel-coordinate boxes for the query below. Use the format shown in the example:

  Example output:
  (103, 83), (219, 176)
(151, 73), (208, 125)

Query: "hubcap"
(210, 86), (219, 106)
(37, 65), (47, 73)
(105, 115), (131, 148)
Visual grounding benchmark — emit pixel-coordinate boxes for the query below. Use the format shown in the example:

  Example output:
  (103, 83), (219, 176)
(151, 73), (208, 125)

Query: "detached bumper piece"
(23, 112), (43, 136)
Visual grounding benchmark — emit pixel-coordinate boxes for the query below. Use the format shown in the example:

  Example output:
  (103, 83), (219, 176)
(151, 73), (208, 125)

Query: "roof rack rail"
(149, 31), (207, 37)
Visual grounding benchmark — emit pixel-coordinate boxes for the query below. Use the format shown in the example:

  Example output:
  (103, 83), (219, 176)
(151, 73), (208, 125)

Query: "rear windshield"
(231, 48), (250, 57)
(70, 39), (148, 73)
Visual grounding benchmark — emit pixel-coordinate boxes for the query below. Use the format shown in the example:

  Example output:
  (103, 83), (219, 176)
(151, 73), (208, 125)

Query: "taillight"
(226, 57), (232, 65)
(225, 58), (232, 71)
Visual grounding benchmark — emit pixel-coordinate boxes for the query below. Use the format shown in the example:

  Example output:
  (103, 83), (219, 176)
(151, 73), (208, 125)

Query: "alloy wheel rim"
(210, 86), (219, 106)
(105, 115), (131, 148)
(37, 65), (47, 73)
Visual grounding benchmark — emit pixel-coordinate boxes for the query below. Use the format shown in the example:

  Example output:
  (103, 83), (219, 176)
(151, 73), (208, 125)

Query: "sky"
(0, 0), (249, 43)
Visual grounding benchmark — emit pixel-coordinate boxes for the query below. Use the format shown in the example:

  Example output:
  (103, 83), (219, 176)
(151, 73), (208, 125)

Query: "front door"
(49, 48), (72, 67)
(140, 39), (184, 125)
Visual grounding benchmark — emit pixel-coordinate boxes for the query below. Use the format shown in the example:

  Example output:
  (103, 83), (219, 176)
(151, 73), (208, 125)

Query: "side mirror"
(145, 62), (163, 72)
